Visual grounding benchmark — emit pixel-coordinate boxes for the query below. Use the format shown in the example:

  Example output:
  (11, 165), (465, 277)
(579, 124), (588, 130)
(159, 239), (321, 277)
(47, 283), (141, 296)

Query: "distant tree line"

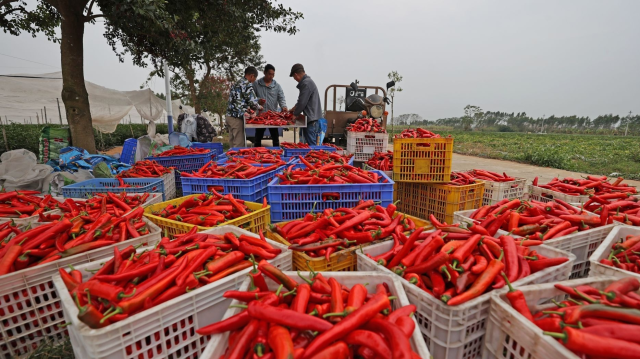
(407, 105), (640, 135)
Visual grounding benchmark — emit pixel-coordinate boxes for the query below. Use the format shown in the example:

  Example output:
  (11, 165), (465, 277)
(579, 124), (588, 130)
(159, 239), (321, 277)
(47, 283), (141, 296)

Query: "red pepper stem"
(323, 311), (348, 318)
(542, 311), (565, 316)
(543, 331), (566, 341)
(117, 288), (136, 300)
(297, 270), (314, 285)
(501, 272), (515, 292)
(229, 304), (249, 309)
(274, 284), (284, 297)
(551, 299), (567, 308)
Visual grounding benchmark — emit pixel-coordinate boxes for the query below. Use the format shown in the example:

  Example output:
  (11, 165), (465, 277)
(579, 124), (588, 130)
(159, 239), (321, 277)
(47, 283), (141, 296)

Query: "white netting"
(0, 72), (166, 133)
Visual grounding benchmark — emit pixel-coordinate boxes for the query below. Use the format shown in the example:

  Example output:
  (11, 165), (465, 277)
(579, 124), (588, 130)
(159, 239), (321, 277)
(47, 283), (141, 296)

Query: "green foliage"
(0, 124), (168, 158)
(519, 144), (569, 169)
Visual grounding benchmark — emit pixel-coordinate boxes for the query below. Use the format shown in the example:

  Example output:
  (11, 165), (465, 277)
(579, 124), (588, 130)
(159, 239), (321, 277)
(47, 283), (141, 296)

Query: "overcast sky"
(1, 0), (639, 120)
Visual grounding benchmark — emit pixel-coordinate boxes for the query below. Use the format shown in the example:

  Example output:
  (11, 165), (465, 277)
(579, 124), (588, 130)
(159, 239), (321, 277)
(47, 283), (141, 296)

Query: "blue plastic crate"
(191, 142), (224, 156)
(267, 169), (394, 222)
(120, 138), (137, 165)
(62, 178), (165, 200)
(146, 150), (217, 195)
(217, 157), (298, 166)
(286, 153), (354, 165)
(281, 145), (337, 159)
(180, 163), (286, 202)
(229, 146), (281, 152)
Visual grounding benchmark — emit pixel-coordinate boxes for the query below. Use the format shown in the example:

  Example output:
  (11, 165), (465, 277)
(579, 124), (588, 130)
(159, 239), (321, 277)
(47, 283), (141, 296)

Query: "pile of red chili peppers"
(599, 233), (640, 272)
(447, 172), (480, 186)
(270, 201), (414, 260)
(504, 277), (640, 358)
(153, 146), (212, 157)
(394, 128), (443, 139)
(149, 192), (262, 227)
(366, 151), (393, 172)
(116, 160), (173, 179)
(281, 142), (310, 149)
(346, 118), (386, 133)
(465, 169), (518, 183)
(246, 111), (295, 126)
(58, 227), (281, 329)
(532, 175), (637, 196)
(467, 198), (607, 240)
(578, 194), (640, 226)
(0, 190), (59, 218)
(182, 161), (284, 180)
(223, 148), (285, 164)
(367, 213), (570, 306)
(0, 207), (150, 276)
(38, 193), (152, 222)
(196, 266), (421, 359)
(276, 161), (386, 185)
(303, 150), (353, 166)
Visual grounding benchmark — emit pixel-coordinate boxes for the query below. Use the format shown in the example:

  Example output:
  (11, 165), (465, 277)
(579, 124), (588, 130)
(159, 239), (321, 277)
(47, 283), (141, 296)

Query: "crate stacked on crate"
(525, 175), (637, 205)
(181, 161), (287, 202)
(363, 150), (393, 178)
(483, 276), (632, 359)
(62, 178), (165, 200)
(51, 225), (291, 359)
(143, 194), (271, 236)
(0, 217), (161, 358)
(119, 138), (137, 165)
(201, 271), (431, 359)
(463, 169), (527, 206)
(357, 239), (575, 359)
(145, 147), (217, 197)
(281, 144), (337, 161)
(345, 118), (389, 161)
(267, 162), (395, 222)
(116, 161), (177, 200)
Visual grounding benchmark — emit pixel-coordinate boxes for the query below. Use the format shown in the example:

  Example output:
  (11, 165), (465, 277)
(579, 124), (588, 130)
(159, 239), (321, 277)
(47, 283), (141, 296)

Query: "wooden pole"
(41, 109), (44, 124)
(36, 113), (40, 126)
(44, 106), (48, 124)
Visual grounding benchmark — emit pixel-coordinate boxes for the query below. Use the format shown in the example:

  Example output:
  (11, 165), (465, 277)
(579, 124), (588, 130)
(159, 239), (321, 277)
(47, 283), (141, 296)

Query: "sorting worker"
(289, 63), (322, 145)
(252, 64), (287, 147)
(225, 66), (260, 148)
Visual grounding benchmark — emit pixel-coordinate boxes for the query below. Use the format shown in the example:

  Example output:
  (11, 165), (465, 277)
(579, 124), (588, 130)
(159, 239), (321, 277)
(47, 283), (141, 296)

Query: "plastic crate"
(281, 145), (337, 159)
(143, 195), (271, 237)
(0, 218), (161, 358)
(395, 181), (485, 225)
(146, 150), (217, 195)
(477, 177), (527, 206)
(524, 184), (590, 204)
(62, 178), (165, 200)
(52, 226), (291, 359)
(181, 163), (285, 202)
(346, 131), (389, 162)
(589, 225), (640, 280)
(191, 142), (224, 156)
(201, 271), (430, 359)
(161, 169), (176, 200)
(392, 137), (453, 183)
(358, 241), (575, 359)
(362, 162), (392, 178)
(267, 169), (395, 223)
(453, 209), (617, 279)
(119, 138), (137, 165)
(483, 276), (621, 359)
(266, 213), (432, 271)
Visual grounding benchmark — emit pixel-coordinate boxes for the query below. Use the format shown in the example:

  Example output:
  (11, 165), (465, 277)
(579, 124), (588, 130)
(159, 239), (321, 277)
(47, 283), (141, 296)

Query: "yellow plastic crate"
(396, 181), (485, 225)
(393, 137), (453, 183)
(266, 213), (432, 272)
(143, 194), (271, 237)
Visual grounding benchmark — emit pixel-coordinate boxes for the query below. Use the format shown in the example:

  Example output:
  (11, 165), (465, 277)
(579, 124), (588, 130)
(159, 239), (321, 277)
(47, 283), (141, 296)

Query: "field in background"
(387, 126), (640, 180)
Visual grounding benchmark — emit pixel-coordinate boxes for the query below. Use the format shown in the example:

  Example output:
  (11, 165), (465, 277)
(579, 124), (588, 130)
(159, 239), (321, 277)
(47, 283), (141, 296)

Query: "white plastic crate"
(524, 184), (590, 204)
(357, 241), (574, 359)
(480, 178), (527, 206)
(454, 210), (618, 279)
(161, 169), (176, 200)
(0, 209), (60, 227)
(0, 218), (161, 358)
(52, 226), (292, 359)
(589, 225), (640, 281)
(346, 131), (389, 162)
(201, 271), (430, 359)
(483, 276), (621, 359)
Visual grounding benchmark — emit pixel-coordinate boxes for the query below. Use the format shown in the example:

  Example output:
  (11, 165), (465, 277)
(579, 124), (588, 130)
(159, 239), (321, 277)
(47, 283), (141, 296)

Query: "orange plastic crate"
(393, 137), (453, 183)
(395, 181), (484, 224)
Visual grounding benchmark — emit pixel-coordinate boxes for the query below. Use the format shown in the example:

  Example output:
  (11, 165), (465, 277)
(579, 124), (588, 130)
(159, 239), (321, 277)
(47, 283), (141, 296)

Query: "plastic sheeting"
(0, 72), (166, 133)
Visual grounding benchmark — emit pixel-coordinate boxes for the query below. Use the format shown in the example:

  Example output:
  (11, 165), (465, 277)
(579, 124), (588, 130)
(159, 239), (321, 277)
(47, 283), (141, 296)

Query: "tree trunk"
(185, 70), (201, 114)
(390, 99), (394, 140)
(58, 0), (96, 153)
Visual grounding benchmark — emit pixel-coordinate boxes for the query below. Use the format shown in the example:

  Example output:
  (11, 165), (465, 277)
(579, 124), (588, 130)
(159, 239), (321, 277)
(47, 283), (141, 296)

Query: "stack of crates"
(392, 136), (485, 224)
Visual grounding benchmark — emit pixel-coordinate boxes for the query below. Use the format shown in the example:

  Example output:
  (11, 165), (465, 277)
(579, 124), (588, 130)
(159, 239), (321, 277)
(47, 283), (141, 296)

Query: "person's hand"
(289, 106), (295, 113)
(282, 107), (288, 112)
(258, 98), (266, 105)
